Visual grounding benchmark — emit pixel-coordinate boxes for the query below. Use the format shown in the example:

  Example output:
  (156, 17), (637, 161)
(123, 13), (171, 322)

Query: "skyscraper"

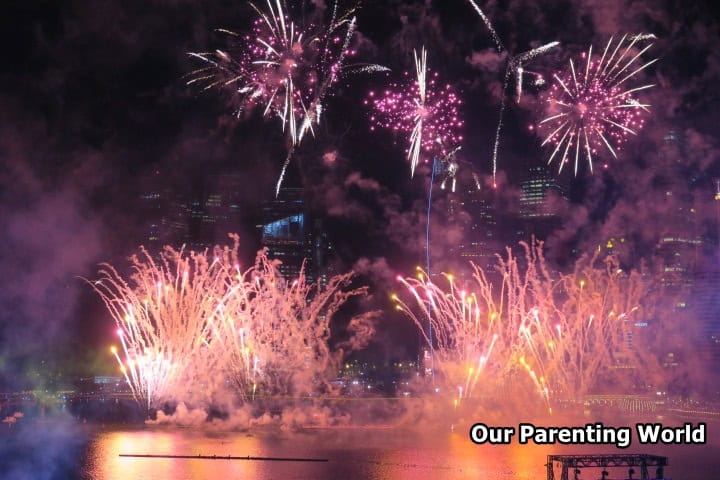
(139, 171), (245, 251)
(517, 165), (569, 241)
(139, 170), (189, 249)
(447, 184), (498, 272)
(654, 131), (702, 290)
(687, 181), (720, 364)
(691, 269), (720, 363)
(259, 187), (333, 284)
(651, 131), (716, 375)
(188, 173), (245, 250)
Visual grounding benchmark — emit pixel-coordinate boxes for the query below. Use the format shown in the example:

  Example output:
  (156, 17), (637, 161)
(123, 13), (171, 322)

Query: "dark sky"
(1, 0), (719, 381)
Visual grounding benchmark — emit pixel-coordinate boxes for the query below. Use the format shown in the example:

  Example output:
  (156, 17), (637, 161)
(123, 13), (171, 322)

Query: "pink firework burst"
(539, 35), (656, 174)
(365, 48), (464, 177)
(189, 1), (386, 195)
(190, 1), (384, 146)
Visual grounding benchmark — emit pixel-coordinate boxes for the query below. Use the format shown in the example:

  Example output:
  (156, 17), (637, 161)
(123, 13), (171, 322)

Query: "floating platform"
(547, 454), (668, 480)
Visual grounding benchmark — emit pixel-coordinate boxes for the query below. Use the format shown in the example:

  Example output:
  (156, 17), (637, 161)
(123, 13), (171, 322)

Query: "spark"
(365, 47), (463, 177)
(466, 0), (559, 187)
(538, 36), (656, 174)
(189, 1), (386, 194)
(89, 235), (376, 408)
(434, 141), (480, 194)
(395, 241), (662, 408)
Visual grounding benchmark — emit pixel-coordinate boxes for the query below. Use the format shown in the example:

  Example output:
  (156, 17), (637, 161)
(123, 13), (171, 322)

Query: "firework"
(511, 42), (560, 102)
(539, 35), (656, 174)
(219, 250), (377, 398)
(189, 1), (386, 195)
(366, 47), (464, 177)
(437, 146), (463, 193)
(395, 270), (503, 404)
(91, 244), (235, 409)
(466, 0), (559, 187)
(394, 241), (661, 410)
(91, 236), (376, 409)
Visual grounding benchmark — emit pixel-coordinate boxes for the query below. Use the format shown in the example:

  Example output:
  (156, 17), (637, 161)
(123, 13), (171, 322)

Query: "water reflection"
(81, 426), (718, 480)
(87, 429), (273, 479)
(85, 427), (523, 480)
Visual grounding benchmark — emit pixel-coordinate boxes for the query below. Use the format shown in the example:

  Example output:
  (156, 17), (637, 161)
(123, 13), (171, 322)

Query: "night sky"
(1, 0), (719, 385)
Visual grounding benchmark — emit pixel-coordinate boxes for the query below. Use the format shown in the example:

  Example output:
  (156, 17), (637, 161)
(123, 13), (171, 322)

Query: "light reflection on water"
(80, 425), (720, 480)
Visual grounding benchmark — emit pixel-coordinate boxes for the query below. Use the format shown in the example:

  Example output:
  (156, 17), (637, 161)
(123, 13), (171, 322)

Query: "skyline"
(1, 0), (719, 391)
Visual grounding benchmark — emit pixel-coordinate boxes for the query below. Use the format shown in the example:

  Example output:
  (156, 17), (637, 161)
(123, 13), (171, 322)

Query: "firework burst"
(394, 242), (662, 409)
(220, 250), (377, 398)
(91, 236), (376, 409)
(365, 47), (464, 177)
(539, 35), (656, 174)
(91, 245), (235, 409)
(394, 269), (502, 403)
(189, 1), (386, 195)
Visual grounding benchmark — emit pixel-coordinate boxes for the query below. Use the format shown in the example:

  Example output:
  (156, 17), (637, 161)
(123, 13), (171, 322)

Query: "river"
(2, 419), (718, 479)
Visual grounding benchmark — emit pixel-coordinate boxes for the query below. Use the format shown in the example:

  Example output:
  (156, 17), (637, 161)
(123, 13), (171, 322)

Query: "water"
(2, 420), (716, 480)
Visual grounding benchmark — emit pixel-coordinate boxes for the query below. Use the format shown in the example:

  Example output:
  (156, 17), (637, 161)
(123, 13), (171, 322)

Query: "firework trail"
(365, 47), (464, 177)
(91, 236), (376, 408)
(189, 0), (387, 195)
(466, 0), (559, 187)
(512, 42), (560, 102)
(467, 0), (504, 53)
(425, 144), (481, 277)
(394, 269), (503, 404)
(221, 250), (377, 397)
(629, 33), (657, 41)
(394, 241), (661, 410)
(365, 56), (467, 382)
(538, 35), (656, 174)
(91, 244), (236, 409)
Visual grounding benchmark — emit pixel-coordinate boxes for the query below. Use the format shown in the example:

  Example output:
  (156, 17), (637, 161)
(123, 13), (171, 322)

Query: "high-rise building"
(517, 165), (569, 242)
(448, 184), (498, 272)
(650, 131), (719, 376)
(706, 178), (720, 259)
(160, 196), (190, 248)
(188, 174), (245, 250)
(691, 269), (720, 363)
(259, 187), (333, 284)
(653, 131), (703, 290)
(686, 182), (720, 365)
(138, 184), (163, 250)
(139, 170), (189, 249)
(654, 186), (701, 291)
(139, 171), (245, 251)
(312, 218), (335, 288)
